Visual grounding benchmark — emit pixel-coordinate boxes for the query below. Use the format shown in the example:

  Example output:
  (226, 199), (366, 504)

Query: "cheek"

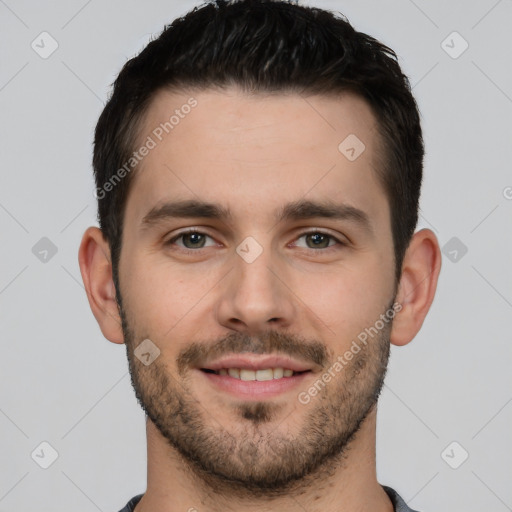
(120, 254), (217, 340)
(120, 253), (173, 325)
(292, 261), (391, 342)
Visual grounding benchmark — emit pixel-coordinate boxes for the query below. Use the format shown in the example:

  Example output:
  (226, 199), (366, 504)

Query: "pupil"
(308, 233), (328, 248)
(185, 233), (204, 248)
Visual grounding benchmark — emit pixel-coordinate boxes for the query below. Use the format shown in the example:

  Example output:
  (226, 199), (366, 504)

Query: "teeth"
(255, 369), (274, 381)
(273, 367), (284, 379)
(228, 368), (240, 379)
(215, 367), (299, 380)
(240, 369), (256, 381)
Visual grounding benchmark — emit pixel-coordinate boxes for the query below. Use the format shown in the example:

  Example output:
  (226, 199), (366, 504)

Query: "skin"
(79, 88), (441, 512)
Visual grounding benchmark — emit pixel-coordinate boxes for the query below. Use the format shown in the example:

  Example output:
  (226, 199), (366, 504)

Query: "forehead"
(125, 88), (389, 227)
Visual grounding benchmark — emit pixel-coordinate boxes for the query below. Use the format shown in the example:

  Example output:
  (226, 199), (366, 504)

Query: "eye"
(165, 229), (217, 250)
(293, 230), (345, 251)
(164, 228), (346, 254)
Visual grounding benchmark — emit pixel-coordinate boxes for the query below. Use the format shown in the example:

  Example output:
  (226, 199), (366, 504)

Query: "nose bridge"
(235, 237), (280, 307)
(216, 235), (295, 330)
(237, 242), (274, 293)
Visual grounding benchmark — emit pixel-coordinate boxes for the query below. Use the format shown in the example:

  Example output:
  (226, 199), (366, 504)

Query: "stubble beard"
(119, 299), (392, 499)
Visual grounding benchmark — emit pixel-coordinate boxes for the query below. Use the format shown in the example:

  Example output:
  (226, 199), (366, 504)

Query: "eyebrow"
(140, 198), (373, 235)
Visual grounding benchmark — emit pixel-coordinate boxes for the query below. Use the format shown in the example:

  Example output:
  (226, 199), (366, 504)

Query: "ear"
(390, 228), (442, 347)
(78, 226), (124, 344)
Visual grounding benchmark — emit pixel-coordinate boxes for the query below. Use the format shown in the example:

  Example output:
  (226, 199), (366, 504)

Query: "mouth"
(200, 367), (310, 380)
(197, 355), (315, 400)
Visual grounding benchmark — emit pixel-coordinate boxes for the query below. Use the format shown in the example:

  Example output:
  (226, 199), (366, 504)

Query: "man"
(78, 0), (441, 510)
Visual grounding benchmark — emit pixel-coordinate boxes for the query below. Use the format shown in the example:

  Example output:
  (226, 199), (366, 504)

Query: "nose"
(215, 244), (296, 333)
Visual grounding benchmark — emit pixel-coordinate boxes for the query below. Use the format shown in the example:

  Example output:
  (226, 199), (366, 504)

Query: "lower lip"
(198, 370), (312, 400)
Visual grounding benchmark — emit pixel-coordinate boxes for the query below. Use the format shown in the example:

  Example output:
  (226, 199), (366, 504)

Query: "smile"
(198, 367), (312, 400)
(201, 367), (308, 380)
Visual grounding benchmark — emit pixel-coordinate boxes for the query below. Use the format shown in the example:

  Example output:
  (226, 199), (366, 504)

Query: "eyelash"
(165, 228), (346, 254)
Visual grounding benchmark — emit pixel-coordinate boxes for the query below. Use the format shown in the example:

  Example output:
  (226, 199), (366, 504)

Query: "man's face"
(117, 88), (397, 493)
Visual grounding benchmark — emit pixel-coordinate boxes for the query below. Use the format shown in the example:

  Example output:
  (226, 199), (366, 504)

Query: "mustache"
(177, 330), (329, 376)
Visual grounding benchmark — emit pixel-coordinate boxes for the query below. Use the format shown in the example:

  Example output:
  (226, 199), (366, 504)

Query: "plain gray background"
(1, 0), (511, 511)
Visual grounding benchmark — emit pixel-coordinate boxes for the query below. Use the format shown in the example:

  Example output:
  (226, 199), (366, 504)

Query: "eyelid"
(165, 227), (348, 252)
(165, 228), (217, 247)
(291, 229), (348, 250)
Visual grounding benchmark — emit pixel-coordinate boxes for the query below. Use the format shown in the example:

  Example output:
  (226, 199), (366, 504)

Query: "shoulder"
(382, 485), (421, 512)
(117, 493), (144, 512)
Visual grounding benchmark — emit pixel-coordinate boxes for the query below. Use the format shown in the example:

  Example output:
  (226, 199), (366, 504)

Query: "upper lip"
(200, 354), (315, 372)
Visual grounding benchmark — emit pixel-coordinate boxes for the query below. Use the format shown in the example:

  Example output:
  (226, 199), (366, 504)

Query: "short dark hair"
(93, 0), (423, 288)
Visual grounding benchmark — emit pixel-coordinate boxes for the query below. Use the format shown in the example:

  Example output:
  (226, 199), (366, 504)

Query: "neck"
(135, 407), (394, 512)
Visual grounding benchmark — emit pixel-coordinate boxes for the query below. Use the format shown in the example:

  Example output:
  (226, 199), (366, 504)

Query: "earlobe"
(390, 228), (442, 347)
(78, 226), (125, 344)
